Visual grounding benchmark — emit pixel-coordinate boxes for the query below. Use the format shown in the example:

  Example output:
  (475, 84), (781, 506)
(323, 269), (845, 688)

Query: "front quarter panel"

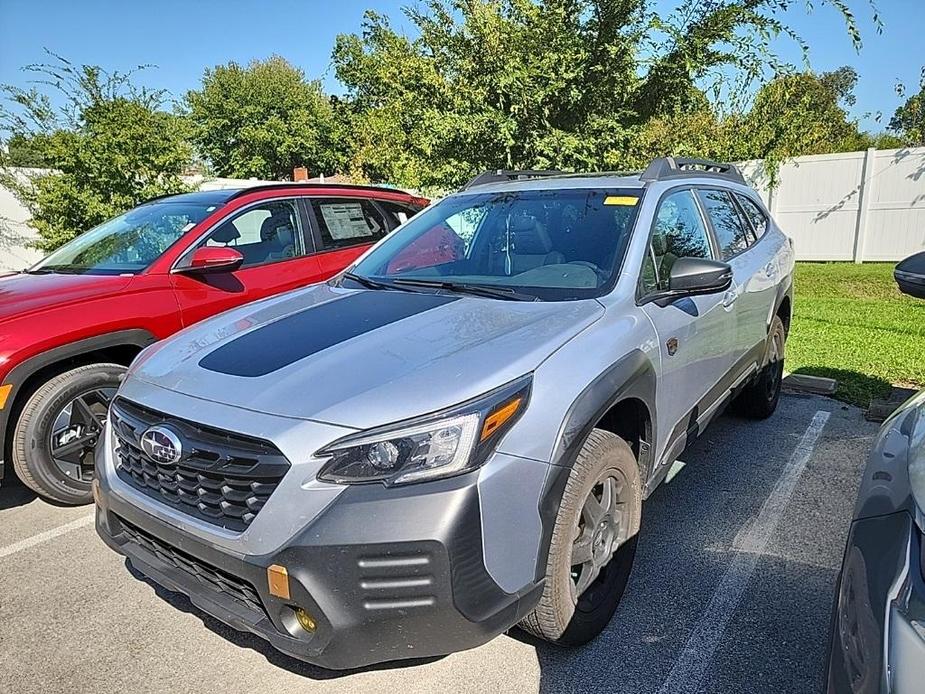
(497, 305), (659, 470)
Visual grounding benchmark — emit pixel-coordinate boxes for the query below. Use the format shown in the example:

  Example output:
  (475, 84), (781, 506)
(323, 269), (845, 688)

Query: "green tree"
(185, 56), (343, 180)
(0, 54), (191, 251)
(889, 88), (925, 145)
(333, 0), (871, 191)
(734, 68), (870, 172)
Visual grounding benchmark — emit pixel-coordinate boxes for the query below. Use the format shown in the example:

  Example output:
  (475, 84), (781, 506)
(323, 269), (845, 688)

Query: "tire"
(11, 363), (124, 505)
(519, 429), (642, 646)
(734, 315), (786, 419)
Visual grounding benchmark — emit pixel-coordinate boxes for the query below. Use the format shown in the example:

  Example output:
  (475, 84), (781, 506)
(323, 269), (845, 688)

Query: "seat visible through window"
(200, 200), (303, 268)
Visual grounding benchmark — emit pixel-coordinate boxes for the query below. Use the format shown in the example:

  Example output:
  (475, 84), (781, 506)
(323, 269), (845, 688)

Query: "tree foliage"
(734, 68), (870, 167)
(185, 56), (344, 180)
(0, 54), (191, 251)
(333, 0), (873, 191)
(889, 87), (925, 146)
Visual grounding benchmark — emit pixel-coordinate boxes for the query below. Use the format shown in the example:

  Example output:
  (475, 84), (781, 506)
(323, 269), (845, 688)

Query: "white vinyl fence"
(741, 147), (925, 262)
(0, 169), (42, 271)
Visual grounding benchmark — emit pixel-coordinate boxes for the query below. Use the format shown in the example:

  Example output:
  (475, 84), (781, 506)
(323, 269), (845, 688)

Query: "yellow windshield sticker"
(604, 195), (639, 206)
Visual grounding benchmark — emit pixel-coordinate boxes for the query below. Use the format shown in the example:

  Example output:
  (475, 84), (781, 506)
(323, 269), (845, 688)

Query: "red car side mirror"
(179, 247), (244, 275)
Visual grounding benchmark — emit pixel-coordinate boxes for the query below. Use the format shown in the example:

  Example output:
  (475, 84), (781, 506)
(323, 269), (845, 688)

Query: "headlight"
(317, 375), (532, 486)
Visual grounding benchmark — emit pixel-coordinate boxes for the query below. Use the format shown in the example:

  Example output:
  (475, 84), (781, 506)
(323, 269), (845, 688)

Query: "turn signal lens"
(267, 564), (291, 600)
(481, 397), (523, 442)
(0, 384), (12, 410)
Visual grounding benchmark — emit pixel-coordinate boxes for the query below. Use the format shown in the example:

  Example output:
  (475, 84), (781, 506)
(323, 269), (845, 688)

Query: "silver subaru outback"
(95, 157), (795, 669)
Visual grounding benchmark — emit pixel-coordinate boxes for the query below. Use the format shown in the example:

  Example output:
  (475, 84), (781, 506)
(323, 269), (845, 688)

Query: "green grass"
(787, 262), (925, 407)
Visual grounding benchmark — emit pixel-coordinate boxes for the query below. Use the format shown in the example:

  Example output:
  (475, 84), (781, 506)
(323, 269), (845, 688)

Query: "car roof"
(454, 173), (646, 196)
(454, 158), (751, 197)
(143, 183), (422, 207)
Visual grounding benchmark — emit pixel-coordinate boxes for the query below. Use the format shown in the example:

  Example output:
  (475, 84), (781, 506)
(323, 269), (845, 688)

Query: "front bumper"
(96, 470), (544, 670)
(826, 513), (925, 693)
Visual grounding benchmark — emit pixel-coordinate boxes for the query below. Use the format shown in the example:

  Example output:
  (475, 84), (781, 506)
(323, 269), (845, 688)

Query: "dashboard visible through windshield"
(350, 188), (643, 301)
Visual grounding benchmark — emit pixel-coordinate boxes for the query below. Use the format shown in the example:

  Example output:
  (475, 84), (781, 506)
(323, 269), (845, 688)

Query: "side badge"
(666, 337), (679, 356)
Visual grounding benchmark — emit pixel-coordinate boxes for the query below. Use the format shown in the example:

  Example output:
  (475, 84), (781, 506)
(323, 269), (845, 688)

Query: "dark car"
(826, 251), (925, 693)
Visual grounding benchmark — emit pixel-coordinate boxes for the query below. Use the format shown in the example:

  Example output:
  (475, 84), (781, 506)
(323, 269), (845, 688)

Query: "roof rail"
(225, 182), (418, 200)
(461, 169), (564, 191)
(640, 157), (746, 185)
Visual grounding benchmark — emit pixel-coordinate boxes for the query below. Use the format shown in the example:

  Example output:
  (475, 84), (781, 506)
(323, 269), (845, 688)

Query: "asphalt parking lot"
(0, 392), (878, 694)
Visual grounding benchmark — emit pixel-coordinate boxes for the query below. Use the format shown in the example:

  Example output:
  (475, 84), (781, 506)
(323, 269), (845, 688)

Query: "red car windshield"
(30, 201), (216, 275)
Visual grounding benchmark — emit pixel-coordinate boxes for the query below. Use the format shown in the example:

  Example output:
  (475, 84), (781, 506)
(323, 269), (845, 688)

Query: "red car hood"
(0, 272), (134, 324)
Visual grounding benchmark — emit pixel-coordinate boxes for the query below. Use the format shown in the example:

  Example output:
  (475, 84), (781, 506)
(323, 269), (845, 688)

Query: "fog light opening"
(294, 607), (317, 633)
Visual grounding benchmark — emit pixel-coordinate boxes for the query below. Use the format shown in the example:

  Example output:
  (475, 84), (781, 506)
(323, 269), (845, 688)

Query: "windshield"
(31, 201), (217, 275)
(350, 188), (643, 300)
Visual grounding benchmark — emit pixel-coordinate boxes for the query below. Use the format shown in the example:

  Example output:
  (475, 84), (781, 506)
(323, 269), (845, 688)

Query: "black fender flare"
(770, 272), (794, 331)
(0, 328), (156, 480)
(533, 349), (657, 582)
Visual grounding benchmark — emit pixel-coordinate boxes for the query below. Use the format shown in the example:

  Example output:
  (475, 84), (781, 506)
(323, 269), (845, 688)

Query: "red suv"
(0, 184), (427, 504)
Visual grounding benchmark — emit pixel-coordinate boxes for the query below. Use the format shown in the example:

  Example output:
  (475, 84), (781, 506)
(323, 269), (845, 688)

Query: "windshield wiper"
(342, 271), (386, 290)
(341, 271), (420, 293)
(391, 278), (538, 301)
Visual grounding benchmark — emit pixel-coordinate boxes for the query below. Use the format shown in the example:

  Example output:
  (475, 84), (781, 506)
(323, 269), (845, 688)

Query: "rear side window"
(735, 194), (769, 239)
(697, 189), (751, 259)
(378, 200), (424, 229)
(311, 198), (389, 251)
(641, 190), (714, 294)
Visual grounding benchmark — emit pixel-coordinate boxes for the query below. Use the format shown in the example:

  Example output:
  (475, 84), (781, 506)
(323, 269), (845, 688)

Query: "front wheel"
(11, 363), (124, 505)
(519, 429), (642, 646)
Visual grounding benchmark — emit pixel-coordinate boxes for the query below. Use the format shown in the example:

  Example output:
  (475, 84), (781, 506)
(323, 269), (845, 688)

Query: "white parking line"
(0, 513), (95, 560)
(657, 410), (831, 694)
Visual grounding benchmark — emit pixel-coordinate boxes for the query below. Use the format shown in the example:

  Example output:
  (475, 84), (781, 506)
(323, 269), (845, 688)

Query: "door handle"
(722, 289), (738, 308)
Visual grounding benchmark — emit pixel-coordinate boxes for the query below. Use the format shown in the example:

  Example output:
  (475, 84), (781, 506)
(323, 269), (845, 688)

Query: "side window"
(641, 190), (713, 294)
(378, 200), (425, 229)
(697, 189), (751, 259)
(200, 199), (304, 268)
(312, 198), (389, 250)
(736, 194), (769, 239)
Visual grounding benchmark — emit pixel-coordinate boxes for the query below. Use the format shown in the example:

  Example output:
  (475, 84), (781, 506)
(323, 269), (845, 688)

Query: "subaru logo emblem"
(140, 426), (182, 465)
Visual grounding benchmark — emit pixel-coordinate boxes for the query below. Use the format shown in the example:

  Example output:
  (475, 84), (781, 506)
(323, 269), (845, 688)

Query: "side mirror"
(895, 251), (925, 299)
(649, 257), (733, 307)
(178, 247), (244, 275)
(669, 258), (734, 294)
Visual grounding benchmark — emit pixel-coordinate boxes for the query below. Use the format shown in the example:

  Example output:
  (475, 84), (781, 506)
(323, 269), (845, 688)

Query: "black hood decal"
(199, 290), (457, 377)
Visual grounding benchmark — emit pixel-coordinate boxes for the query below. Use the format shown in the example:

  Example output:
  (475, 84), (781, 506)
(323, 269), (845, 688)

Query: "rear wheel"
(11, 364), (124, 505)
(734, 315), (786, 419)
(519, 429), (642, 646)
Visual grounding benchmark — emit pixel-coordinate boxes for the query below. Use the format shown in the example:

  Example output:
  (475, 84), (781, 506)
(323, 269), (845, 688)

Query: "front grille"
(119, 517), (264, 614)
(111, 398), (290, 532)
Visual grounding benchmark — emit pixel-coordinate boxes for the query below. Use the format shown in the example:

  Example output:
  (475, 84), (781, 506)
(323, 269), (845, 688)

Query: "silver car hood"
(129, 283), (604, 429)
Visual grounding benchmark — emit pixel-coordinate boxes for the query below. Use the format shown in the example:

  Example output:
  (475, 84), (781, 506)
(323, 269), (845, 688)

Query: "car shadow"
(0, 476), (38, 510)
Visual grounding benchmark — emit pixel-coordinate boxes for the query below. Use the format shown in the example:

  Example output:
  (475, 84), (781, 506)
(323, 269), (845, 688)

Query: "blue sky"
(0, 0), (921, 131)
